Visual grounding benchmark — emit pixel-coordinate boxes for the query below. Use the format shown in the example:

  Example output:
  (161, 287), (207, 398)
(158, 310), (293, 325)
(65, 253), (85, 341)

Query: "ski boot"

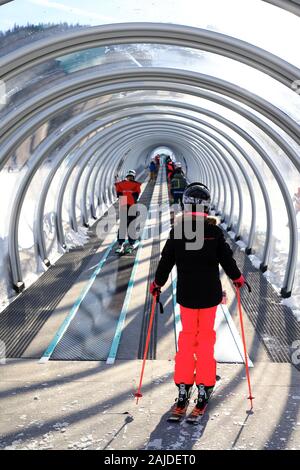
(186, 384), (214, 423)
(124, 243), (134, 254)
(124, 240), (140, 254)
(115, 243), (126, 255)
(167, 383), (192, 422)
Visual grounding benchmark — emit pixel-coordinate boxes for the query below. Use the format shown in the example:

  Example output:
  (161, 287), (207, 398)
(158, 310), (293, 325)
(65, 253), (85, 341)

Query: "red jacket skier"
(166, 161), (175, 182)
(150, 182), (245, 415)
(115, 169), (141, 252)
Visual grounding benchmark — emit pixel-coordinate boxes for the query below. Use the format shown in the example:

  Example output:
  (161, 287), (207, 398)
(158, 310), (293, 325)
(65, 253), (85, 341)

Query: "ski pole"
(236, 285), (254, 409)
(134, 293), (158, 404)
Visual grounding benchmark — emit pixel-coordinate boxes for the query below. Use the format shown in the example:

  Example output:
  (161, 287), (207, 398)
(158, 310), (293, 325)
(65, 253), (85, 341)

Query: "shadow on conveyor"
(143, 388), (232, 451)
(116, 283), (176, 360)
(51, 254), (136, 360)
(0, 362), (163, 448)
(142, 351), (300, 450)
(0, 330), (299, 450)
(0, 238), (105, 357)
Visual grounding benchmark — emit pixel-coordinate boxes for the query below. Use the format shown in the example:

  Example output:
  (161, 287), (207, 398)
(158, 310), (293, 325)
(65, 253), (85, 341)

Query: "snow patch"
(248, 254), (262, 270)
(228, 231), (236, 239)
(236, 240), (247, 251)
(65, 226), (89, 249)
(281, 297), (300, 322)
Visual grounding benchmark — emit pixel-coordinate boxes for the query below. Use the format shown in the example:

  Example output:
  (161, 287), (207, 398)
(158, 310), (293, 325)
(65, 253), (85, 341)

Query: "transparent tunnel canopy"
(2, 44), (300, 125)
(0, 0), (300, 319)
(1, 0), (300, 66)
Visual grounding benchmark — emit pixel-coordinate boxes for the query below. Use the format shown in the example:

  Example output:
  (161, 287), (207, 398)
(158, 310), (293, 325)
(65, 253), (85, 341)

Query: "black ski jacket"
(154, 216), (241, 308)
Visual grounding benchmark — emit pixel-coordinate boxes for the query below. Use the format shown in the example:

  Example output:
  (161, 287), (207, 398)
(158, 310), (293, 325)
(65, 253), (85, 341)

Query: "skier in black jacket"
(150, 183), (245, 415)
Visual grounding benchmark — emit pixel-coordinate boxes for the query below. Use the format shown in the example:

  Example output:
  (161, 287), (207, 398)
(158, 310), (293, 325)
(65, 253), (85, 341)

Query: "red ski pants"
(174, 305), (218, 386)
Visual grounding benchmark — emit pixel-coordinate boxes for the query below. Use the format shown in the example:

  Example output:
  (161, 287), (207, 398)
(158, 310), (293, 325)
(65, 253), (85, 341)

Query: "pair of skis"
(115, 240), (139, 255)
(167, 403), (206, 425)
(167, 379), (221, 424)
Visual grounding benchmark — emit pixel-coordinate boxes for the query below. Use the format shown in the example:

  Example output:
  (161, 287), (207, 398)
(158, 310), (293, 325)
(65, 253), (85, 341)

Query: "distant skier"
(170, 163), (187, 207)
(166, 160), (175, 183)
(149, 160), (157, 182)
(150, 183), (245, 417)
(115, 170), (141, 253)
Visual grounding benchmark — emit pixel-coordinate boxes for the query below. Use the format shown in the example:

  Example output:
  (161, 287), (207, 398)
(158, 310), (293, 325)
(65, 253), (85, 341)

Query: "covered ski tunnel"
(0, 0), (300, 451)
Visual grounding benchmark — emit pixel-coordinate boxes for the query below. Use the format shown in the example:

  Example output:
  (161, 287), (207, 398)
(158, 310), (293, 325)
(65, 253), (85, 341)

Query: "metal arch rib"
(8, 97), (296, 294)
(85, 117), (267, 266)
(55, 117), (156, 248)
(0, 76), (298, 276)
(0, 69), (300, 175)
(196, 138), (236, 228)
(35, 98), (270, 267)
(36, 108), (246, 263)
(24, 102), (278, 286)
(91, 129), (202, 222)
(195, 122), (257, 246)
(197, 135), (243, 234)
(36, 116), (231, 263)
(63, 114), (298, 294)
(59, 121), (224, 249)
(38, 116), (205, 259)
(67, 125), (158, 240)
(0, 23), (299, 87)
(17, 96), (276, 284)
(92, 124), (237, 234)
(262, 0), (300, 16)
(138, 123), (238, 240)
(60, 119), (245, 250)
(29, 97), (258, 257)
(81, 128), (157, 227)
(1, 68), (300, 154)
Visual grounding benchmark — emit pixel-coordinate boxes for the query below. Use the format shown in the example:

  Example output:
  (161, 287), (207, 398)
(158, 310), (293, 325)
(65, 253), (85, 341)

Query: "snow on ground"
(65, 226), (90, 249)
(249, 254), (262, 270)
(281, 297), (300, 321)
(236, 240), (247, 251)
(228, 231), (236, 240)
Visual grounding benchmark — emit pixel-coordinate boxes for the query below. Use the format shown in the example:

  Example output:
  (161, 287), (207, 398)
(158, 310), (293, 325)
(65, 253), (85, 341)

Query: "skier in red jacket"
(115, 170), (141, 253)
(166, 160), (175, 182)
(150, 183), (245, 416)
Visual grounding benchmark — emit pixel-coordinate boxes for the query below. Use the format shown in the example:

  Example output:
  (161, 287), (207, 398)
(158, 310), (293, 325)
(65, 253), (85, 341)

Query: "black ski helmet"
(183, 182), (211, 213)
